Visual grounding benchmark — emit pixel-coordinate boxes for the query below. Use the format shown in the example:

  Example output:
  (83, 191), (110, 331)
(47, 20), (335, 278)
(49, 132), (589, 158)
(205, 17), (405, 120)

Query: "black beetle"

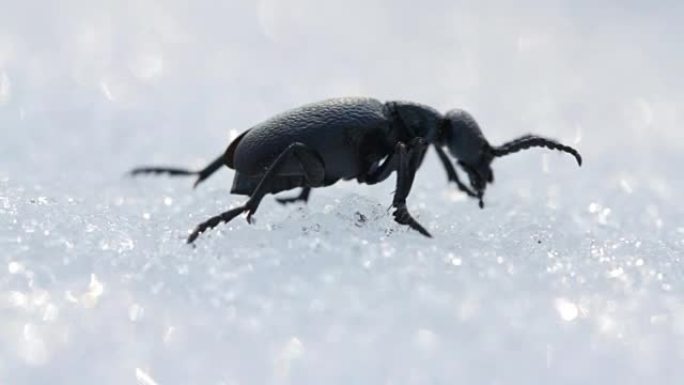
(131, 97), (581, 243)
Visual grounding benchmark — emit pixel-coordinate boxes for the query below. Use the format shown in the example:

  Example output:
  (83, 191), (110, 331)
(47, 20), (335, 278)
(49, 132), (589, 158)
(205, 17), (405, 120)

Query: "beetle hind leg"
(187, 143), (325, 243)
(276, 187), (312, 205)
(130, 153), (225, 188)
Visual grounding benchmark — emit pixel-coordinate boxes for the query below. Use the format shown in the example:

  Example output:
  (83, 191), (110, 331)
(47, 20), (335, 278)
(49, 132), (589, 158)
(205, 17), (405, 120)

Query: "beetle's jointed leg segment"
(276, 187), (312, 205)
(130, 153), (226, 188)
(364, 152), (398, 185)
(433, 145), (478, 199)
(187, 143), (324, 243)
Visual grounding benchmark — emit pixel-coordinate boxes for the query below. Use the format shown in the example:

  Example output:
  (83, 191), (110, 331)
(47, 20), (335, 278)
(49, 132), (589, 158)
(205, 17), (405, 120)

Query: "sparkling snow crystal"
(1, 1), (683, 384)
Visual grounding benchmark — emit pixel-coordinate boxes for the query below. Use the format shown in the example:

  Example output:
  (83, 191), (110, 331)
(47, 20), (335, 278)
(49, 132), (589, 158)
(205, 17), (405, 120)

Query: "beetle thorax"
(384, 101), (443, 144)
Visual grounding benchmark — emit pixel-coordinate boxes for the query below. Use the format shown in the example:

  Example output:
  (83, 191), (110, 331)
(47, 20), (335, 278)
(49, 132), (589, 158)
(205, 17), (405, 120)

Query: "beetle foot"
(187, 205), (247, 244)
(276, 196), (305, 205)
(392, 205), (432, 238)
(245, 201), (258, 224)
(454, 180), (478, 198)
(192, 174), (209, 189)
(477, 191), (485, 209)
(130, 167), (196, 177)
(276, 188), (311, 205)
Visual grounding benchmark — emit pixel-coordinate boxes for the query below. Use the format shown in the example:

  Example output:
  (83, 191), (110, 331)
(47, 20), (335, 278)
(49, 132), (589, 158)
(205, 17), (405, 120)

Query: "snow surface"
(1, 1), (683, 384)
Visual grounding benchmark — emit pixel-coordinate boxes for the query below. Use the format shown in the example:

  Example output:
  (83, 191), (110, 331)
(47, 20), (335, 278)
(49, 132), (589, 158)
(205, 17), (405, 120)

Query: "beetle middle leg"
(130, 153), (225, 188)
(187, 143), (325, 243)
(275, 187), (312, 205)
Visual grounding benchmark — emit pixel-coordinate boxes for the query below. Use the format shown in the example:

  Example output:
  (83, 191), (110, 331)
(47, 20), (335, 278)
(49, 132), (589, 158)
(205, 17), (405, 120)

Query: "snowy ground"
(1, 1), (683, 384)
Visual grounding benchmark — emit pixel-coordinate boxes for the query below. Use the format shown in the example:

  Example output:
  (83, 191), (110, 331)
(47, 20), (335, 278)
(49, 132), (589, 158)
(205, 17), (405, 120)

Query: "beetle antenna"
(492, 135), (582, 166)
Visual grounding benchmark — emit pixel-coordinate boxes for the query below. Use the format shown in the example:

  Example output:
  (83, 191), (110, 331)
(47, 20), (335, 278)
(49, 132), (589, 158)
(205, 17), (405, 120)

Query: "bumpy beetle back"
(229, 97), (390, 179)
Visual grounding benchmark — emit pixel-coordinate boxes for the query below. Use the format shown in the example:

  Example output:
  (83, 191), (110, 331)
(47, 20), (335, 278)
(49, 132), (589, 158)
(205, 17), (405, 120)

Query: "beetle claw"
(275, 197), (297, 205)
(392, 206), (432, 238)
(477, 191), (485, 209)
(457, 182), (478, 198)
(192, 175), (206, 189)
(245, 204), (257, 224)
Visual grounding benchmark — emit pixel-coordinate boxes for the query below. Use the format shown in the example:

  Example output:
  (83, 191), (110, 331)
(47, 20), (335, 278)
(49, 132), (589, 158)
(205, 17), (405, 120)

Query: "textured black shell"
(229, 97), (390, 179)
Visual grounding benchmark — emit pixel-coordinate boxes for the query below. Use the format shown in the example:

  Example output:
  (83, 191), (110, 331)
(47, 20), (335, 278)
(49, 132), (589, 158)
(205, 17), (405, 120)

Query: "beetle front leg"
(433, 145), (478, 199)
(391, 139), (431, 237)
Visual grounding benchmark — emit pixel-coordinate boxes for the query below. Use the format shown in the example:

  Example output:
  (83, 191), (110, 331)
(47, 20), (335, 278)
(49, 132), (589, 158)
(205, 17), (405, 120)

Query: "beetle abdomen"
(230, 172), (306, 196)
(232, 97), (389, 178)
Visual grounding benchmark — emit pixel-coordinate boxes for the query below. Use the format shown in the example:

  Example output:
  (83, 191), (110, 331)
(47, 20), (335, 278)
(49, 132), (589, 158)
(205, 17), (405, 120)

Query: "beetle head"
(442, 109), (495, 205)
(442, 109), (583, 206)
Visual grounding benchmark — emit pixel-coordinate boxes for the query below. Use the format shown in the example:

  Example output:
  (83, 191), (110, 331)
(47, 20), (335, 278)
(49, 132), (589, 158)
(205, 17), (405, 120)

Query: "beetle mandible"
(131, 97), (582, 243)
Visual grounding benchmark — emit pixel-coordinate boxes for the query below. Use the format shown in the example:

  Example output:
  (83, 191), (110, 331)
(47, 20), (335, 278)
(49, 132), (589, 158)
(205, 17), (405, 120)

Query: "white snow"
(1, 1), (683, 384)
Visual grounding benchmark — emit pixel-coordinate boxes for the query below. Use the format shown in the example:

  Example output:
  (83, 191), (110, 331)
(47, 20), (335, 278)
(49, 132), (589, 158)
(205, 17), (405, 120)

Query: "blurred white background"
(1, 1), (683, 385)
(1, 0), (683, 177)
